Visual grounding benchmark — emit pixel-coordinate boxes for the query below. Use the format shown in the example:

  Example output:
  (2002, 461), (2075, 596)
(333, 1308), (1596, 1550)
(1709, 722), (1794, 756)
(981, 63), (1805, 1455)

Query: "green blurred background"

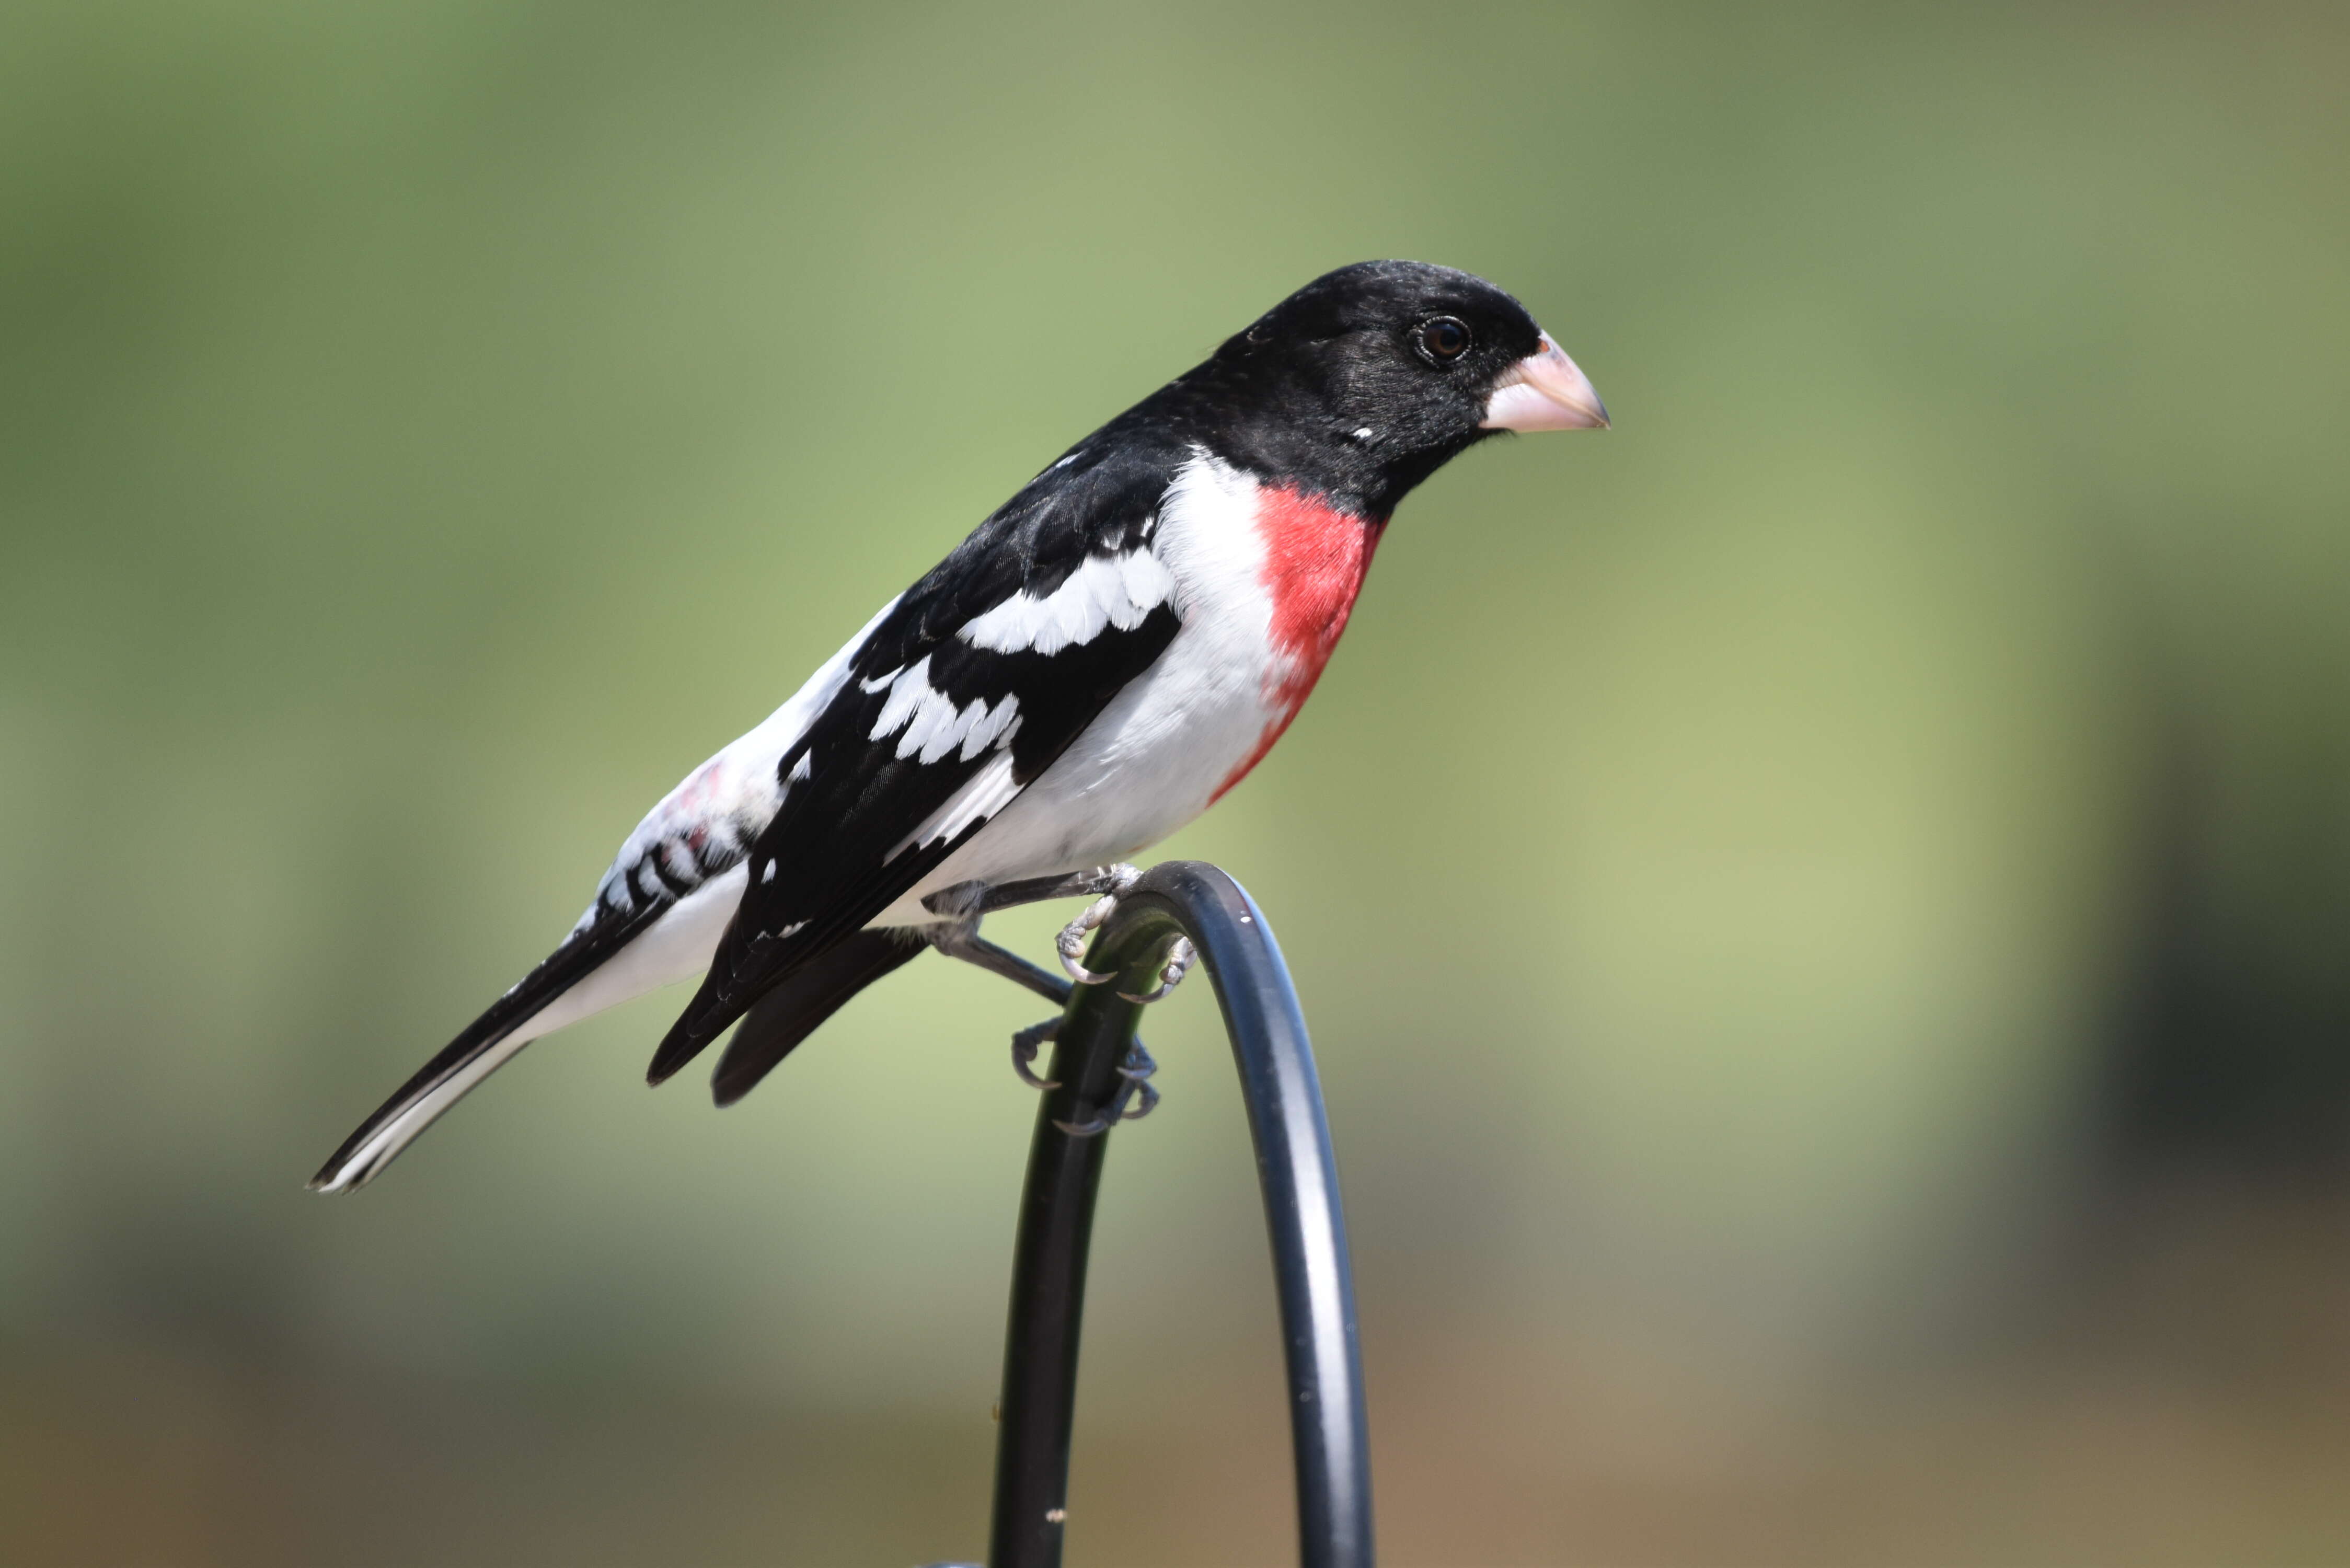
(4, 1), (2347, 1562)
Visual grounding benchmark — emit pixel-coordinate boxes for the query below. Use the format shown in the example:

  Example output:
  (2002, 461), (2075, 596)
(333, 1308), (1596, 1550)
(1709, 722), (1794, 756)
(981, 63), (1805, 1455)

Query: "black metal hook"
(984, 861), (1374, 1568)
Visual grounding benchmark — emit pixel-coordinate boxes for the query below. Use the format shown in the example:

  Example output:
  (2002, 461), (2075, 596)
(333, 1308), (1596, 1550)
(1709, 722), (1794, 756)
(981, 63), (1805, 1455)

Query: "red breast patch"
(1212, 485), (1383, 802)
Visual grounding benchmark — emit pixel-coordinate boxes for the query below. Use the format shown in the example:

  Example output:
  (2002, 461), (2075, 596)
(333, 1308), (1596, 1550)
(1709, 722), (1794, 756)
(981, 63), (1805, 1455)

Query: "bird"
(310, 259), (1607, 1192)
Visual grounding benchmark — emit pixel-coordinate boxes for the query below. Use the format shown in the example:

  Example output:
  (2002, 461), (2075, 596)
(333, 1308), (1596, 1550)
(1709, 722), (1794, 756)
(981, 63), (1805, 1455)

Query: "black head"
(1148, 260), (1607, 517)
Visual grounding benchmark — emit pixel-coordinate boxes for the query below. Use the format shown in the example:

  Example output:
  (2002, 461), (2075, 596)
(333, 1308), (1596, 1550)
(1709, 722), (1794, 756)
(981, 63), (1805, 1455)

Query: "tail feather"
(710, 929), (927, 1106)
(308, 910), (656, 1193)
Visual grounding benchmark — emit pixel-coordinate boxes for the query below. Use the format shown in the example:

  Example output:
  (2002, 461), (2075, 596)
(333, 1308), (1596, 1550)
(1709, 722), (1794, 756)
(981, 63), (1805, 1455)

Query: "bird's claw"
(1056, 1041), (1159, 1137)
(1118, 937), (1196, 1004)
(1114, 1046), (1161, 1123)
(1055, 895), (1119, 985)
(1054, 864), (1143, 985)
(1010, 1018), (1061, 1091)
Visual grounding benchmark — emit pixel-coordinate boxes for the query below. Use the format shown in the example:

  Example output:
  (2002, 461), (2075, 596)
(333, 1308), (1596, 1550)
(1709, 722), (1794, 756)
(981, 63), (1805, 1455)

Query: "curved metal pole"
(987, 861), (1373, 1568)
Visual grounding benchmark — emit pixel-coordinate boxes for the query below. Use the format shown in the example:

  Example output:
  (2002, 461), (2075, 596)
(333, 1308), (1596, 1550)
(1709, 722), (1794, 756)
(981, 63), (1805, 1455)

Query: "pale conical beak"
(1480, 332), (1609, 431)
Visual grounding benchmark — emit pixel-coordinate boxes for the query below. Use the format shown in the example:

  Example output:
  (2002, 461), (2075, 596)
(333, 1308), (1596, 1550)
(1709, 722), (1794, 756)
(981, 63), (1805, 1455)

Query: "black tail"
(308, 908), (657, 1192)
(708, 929), (927, 1105)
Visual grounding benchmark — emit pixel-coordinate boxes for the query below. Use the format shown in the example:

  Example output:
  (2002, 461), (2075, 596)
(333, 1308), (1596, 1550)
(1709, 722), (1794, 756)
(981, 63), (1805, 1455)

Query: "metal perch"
(984, 861), (1373, 1568)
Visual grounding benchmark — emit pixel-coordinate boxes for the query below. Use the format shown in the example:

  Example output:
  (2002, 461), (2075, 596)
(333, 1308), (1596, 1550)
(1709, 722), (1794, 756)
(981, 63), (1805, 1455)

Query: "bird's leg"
(923, 863), (1144, 922)
(924, 920), (1070, 1005)
(923, 863), (1159, 989)
(923, 921), (1071, 1092)
(919, 864), (1188, 1108)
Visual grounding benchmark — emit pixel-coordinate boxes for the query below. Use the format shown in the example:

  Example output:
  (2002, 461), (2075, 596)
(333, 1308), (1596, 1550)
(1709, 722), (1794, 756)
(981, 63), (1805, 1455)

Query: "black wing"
(645, 442), (1186, 1083)
(709, 928), (929, 1105)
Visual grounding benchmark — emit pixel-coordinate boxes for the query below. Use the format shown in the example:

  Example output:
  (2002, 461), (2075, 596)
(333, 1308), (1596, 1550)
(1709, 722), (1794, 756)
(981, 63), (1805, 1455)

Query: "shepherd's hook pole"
(984, 861), (1373, 1568)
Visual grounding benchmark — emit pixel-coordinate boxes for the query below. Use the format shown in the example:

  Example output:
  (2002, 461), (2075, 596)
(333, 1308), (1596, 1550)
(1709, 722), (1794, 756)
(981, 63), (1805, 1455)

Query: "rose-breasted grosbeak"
(312, 260), (1606, 1191)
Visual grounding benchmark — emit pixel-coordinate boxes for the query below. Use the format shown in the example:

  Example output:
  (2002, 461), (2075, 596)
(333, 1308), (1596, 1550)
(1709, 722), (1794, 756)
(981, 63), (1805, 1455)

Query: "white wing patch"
(957, 546), (1176, 656)
(891, 750), (1022, 859)
(867, 656), (1024, 764)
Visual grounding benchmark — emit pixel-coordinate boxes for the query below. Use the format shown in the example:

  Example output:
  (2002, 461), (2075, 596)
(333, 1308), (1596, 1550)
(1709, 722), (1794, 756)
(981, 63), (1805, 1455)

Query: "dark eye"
(1417, 316), (1471, 363)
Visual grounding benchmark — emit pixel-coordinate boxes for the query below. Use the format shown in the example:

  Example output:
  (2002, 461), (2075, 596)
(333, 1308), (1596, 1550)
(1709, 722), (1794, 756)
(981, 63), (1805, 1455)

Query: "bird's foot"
(1051, 865), (1145, 985)
(1010, 1017), (1060, 1091)
(1006, 1022), (1159, 1133)
(920, 862), (1147, 988)
(1117, 936), (1196, 1004)
(1055, 1040), (1160, 1137)
(923, 863), (1174, 1116)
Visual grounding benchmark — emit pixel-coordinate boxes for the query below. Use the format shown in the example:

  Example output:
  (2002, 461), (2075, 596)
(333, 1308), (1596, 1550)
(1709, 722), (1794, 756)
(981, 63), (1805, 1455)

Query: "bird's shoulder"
(879, 435), (1189, 647)
(813, 437), (1193, 787)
